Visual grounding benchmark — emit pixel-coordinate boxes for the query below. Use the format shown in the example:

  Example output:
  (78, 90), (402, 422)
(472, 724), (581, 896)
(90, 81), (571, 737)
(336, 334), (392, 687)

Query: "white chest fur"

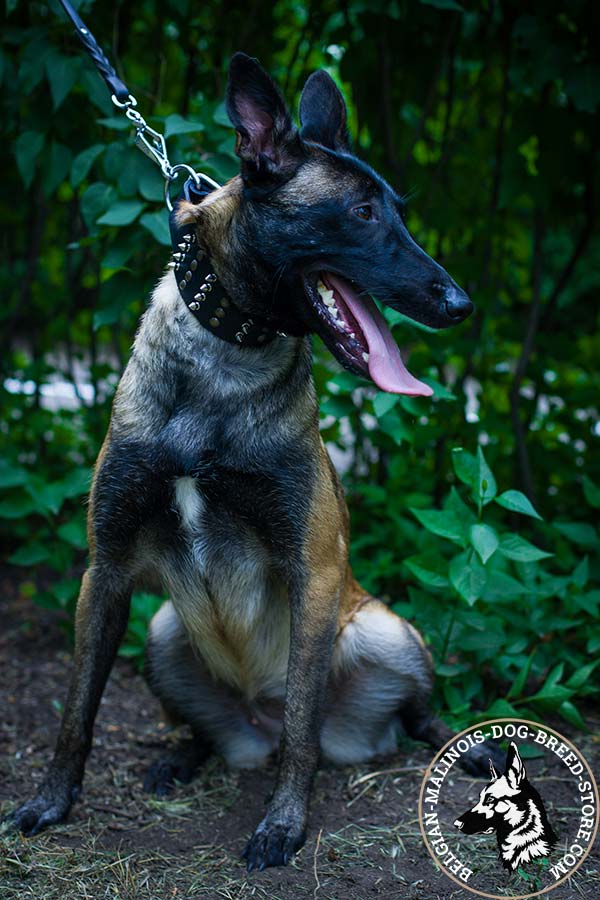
(165, 476), (290, 700)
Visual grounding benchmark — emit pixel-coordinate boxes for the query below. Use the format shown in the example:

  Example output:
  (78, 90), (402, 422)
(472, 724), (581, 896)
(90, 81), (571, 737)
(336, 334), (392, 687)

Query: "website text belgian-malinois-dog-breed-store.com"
(6, 53), (502, 871)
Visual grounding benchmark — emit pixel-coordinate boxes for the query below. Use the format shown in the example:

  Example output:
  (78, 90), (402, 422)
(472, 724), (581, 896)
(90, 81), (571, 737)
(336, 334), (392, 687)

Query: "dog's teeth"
(323, 294), (335, 307)
(362, 352), (369, 362)
(349, 332), (356, 339)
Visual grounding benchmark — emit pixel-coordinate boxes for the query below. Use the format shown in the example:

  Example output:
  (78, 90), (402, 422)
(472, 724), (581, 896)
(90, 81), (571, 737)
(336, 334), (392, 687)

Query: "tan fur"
(175, 178), (242, 269)
(277, 150), (358, 206)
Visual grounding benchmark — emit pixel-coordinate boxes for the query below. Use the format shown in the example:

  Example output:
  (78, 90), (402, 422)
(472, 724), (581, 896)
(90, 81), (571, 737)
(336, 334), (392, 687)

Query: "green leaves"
(164, 114), (205, 137)
(499, 534), (553, 562)
(71, 144), (104, 187)
(120, 592), (166, 669)
(404, 553), (449, 588)
(470, 524), (499, 563)
(8, 541), (50, 566)
(449, 550), (486, 605)
(97, 200), (146, 226)
(80, 182), (116, 230)
(405, 447), (563, 612)
(495, 489), (542, 520)
(555, 521), (599, 549)
(140, 210), (171, 246)
(410, 507), (466, 544)
(452, 446), (497, 505)
(14, 131), (44, 188)
(0, 495), (36, 519)
(583, 477), (600, 509)
(373, 392), (397, 419)
(45, 51), (79, 110)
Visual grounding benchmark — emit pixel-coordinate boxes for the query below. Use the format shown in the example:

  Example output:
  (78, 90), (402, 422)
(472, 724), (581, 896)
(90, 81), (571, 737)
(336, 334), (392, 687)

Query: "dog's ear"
(299, 70), (350, 152)
(505, 741), (526, 789)
(226, 52), (300, 184)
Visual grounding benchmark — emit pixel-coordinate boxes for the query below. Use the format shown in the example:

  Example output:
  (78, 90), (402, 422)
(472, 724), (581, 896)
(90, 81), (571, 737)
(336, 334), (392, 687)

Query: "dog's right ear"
(226, 53), (300, 185)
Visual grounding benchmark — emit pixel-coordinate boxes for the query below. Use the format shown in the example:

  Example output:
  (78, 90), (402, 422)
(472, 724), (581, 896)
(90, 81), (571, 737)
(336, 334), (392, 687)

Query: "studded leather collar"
(168, 180), (280, 348)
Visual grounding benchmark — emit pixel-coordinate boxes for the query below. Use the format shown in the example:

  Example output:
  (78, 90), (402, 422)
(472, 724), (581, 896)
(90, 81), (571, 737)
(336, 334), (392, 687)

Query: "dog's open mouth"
(304, 271), (433, 396)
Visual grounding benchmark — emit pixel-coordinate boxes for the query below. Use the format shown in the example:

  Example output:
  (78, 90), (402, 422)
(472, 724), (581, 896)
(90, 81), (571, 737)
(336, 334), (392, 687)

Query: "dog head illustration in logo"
(453, 741), (557, 871)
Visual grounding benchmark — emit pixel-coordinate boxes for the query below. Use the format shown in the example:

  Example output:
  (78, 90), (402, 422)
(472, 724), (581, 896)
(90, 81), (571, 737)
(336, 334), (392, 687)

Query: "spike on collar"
(168, 180), (280, 348)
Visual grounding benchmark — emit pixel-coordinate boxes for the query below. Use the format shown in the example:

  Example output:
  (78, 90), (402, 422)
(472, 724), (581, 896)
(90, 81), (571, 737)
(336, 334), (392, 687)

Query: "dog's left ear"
(226, 52), (300, 184)
(505, 741), (526, 789)
(299, 70), (350, 152)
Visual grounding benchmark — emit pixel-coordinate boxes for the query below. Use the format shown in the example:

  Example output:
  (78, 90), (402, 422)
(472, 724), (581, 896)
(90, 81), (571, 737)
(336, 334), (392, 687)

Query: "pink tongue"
(325, 274), (433, 396)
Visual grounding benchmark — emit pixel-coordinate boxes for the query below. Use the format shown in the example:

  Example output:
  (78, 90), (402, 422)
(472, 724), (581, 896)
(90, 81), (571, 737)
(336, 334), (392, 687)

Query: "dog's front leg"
(243, 563), (342, 871)
(7, 562), (132, 834)
(4, 443), (158, 835)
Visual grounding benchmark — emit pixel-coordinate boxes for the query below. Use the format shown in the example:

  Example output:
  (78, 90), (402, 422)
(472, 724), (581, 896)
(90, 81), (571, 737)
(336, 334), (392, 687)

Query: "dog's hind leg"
(323, 596), (504, 775)
(144, 601), (277, 792)
(321, 598), (433, 764)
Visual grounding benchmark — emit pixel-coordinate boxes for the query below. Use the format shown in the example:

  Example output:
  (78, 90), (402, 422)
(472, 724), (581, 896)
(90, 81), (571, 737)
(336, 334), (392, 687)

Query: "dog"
(8, 52), (497, 871)
(454, 741), (557, 871)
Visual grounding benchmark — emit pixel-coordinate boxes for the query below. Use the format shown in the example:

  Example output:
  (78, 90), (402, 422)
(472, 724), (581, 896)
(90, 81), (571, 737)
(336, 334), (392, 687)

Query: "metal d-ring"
(164, 165), (221, 211)
(164, 165), (201, 212)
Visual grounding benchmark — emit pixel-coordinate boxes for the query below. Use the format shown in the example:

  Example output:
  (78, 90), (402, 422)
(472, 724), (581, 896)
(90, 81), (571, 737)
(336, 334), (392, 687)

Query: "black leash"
(56, 0), (281, 347)
(57, 0), (218, 208)
(57, 0), (130, 104)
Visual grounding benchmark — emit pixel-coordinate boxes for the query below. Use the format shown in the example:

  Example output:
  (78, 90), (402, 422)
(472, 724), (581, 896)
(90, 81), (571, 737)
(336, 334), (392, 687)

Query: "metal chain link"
(111, 94), (220, 210)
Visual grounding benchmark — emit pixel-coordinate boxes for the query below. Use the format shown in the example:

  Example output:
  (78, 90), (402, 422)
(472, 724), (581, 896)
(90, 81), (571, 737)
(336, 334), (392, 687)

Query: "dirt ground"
(1, 588), (599, 900)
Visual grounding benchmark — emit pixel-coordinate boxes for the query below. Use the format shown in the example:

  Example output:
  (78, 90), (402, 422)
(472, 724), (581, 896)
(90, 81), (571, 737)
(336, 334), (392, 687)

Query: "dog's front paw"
(4, 784), (79, 836)
(242, 812), (306, 871)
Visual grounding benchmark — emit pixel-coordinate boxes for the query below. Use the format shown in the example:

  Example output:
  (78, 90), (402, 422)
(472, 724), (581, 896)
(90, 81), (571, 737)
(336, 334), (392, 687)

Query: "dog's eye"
(353, 205), (372, 221)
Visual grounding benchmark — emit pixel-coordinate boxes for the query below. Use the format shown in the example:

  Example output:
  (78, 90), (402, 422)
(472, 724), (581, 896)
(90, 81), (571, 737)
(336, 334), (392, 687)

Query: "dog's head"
(190, 53), (473, 395)
(454, 742), (530, 835)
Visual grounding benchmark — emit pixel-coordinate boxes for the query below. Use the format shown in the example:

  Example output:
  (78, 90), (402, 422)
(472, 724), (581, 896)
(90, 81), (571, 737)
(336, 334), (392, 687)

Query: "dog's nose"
(432, 282), (473, 321)
(453, 819), (464, 829)
(444, 286), (473, 321)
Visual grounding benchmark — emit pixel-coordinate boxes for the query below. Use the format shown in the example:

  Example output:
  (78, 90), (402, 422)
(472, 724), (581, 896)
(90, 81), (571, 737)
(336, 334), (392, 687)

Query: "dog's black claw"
(243, 816), (305, 871)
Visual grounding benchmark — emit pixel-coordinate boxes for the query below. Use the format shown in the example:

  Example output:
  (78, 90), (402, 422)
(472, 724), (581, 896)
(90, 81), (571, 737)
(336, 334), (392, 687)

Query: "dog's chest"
(162, 475), (290, 697)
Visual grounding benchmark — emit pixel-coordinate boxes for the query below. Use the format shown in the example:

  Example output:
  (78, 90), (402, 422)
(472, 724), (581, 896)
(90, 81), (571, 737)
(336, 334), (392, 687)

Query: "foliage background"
(1, 0), (599, 731)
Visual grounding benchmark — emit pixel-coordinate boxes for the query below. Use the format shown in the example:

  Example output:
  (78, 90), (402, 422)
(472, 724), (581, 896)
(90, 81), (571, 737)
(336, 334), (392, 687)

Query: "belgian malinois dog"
(8, 53), (496, 870)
